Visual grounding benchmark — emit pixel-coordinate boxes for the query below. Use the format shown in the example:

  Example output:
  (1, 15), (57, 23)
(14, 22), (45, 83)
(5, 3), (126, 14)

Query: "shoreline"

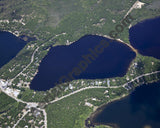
(62, 33), (138, 55)
(1, 30), (20, 37)
(35, 34), (137, 91)
(101, 34), (138, 54)
(88, 79), (160, 128)
(0, 30), (36, 42)
(87, 93), (129, 128)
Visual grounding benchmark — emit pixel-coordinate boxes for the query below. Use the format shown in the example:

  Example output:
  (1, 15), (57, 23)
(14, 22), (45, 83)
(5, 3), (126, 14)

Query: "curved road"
(10, 46), (39, 83)
(50, 70), (160, 104)
(1, 70), (160, 128)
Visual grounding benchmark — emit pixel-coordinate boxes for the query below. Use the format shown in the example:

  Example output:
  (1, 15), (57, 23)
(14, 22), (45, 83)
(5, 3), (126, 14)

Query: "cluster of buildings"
(0, 79), (20, 97)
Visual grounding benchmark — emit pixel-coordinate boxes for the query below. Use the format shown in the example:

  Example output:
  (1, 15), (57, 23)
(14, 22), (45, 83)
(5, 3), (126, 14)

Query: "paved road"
(13, 110), (30, 128)
(10, 46), (39, 83)
(37, 108), (48, 128)
(122, 70), (160, 87)
(124, 0), (139, 18)
(1, 70), (160, 128)
(50, 86), (109, 104)
(50, 70), (160, 104)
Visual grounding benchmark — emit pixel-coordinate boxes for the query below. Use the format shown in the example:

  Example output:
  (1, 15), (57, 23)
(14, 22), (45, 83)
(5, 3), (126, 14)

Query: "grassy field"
(46, 87), (128, 128)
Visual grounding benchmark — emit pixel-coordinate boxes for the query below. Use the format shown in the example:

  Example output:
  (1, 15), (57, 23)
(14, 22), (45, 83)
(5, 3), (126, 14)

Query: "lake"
(0, 31), (27, 69)
(30, 35), (136, 91)
(90, 17), (160, 128)
(91, 81), (160, 128)
(129, 17), (160, 59)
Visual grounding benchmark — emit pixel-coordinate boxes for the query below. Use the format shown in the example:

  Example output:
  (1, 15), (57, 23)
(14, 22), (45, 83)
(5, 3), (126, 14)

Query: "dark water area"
(30, 35), (136, 91)
(129, 17), (160, 59)
(91, 81), (160, 128)
(0, 31), (27, 69)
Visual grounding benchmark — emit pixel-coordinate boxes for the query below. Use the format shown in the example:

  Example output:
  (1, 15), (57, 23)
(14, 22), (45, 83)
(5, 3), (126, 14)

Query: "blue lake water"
(129, 17), (160, 59)
(91, 81), (160, 128)
(0, 31), (27, 69)
(91, 17), (160, 128)
(30, 35), (136, 91)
